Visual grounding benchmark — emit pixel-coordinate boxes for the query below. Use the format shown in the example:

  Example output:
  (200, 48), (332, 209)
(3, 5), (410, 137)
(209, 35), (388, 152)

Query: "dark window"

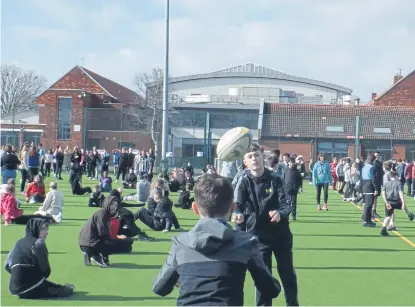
(57, 97), (72, 140)
(0, 131), (19, 147)
(318, 141), (348, 161)
(23, 132), (41, 145)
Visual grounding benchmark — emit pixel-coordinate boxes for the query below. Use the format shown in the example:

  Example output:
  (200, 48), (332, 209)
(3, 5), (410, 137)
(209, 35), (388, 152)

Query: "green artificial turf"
(1, 174), (415, 306)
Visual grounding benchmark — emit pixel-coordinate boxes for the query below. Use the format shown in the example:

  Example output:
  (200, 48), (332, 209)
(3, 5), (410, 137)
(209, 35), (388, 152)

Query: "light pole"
(161, 0), (170, 171)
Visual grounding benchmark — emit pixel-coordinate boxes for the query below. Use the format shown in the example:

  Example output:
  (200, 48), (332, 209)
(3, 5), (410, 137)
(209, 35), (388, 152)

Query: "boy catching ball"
(152, 174), (281, 305)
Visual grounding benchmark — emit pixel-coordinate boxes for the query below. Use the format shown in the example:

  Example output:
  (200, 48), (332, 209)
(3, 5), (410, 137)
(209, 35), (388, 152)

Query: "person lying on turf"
(4, 218), (75, 299)
(134, 188), (180, 233)
(88, 185), (105, 207)
(122, 168), (137, 189)
(152, 174), (281, 305)
(71, 172), (92, 196)
(33, 181), (64, 223)
(78, 195), (121, 268)
(1, 184), (54, 225)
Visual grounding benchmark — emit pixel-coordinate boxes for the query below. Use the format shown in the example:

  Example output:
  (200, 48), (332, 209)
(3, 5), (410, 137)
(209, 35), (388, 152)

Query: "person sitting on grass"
(152, 174), (281, 305)
(71, 172), (92, 196)
(88, 185), (105, 207)
(123, 174), (150, 206)
(25, 174), (46, 203)
(109, 189), (154, 242)
(380, 170), (414, 236)
(122, 168), (137, 189)
(78, 196), (121, 268)
(1, 178), (22, 208)
(1, 184), (53, 225)
(174, 183), (193, 209)
(134, 188), (179, 233)
(4, 218), (75, 299)
(33, 182), (64, 223)
(99, 171), (113, 192)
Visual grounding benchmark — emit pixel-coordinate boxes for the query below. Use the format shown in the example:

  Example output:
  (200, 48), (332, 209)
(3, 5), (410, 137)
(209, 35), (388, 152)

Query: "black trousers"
(19, 280), (68, 299)
(288, 194), (298, 218)
(135, 208), (165, 231)
(256, 233), (299, 306)
(118, 209), (143, 237)
(316, 183), (329, 204)
(11, 215), (53, 225)
(28, 167), (38, 182)
(80, 238), (133, 262)
(44, 163), (51, 177)
(362, 193), (375, 222)
(116, 166), (127, 181)
(20, 169), (29, 193)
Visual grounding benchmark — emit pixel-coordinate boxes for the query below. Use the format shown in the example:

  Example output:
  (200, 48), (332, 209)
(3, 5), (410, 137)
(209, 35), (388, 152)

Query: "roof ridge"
(77, 66), (115, 98)
(374, 69), (415, 101)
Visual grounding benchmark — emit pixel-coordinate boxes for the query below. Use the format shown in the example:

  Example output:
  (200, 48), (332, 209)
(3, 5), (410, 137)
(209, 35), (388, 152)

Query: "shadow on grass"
(128, 251), (168, 255)
(295, 233), (382, 238)
(293, 220), (359, 224)
(295, 247), (414, 252)
(112, 263), (161, 269)
(68, 291), (175, 301)
(1, 251), (66, 255)
(296, 266), (415, 270)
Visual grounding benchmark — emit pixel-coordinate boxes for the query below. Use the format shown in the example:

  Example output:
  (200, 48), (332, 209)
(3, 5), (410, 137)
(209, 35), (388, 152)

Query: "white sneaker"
(162, 229), (170, 233)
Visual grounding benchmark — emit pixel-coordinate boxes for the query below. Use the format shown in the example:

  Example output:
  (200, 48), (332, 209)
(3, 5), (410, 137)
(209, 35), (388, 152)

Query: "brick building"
(35, 66), (152, 150)
(259, 70), (415, 162)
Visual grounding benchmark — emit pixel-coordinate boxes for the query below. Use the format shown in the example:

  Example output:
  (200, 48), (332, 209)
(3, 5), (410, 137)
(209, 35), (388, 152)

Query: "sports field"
(1, 174), (414, 306)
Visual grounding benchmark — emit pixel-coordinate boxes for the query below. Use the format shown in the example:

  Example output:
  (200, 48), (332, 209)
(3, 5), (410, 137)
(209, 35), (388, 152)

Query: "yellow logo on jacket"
(265, 187), (272, 194)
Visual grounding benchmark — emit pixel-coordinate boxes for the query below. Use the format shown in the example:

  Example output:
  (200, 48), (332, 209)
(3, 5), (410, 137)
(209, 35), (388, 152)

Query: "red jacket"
(404, 164), (413, 180)
(330, 163), (338, 177)
(25, 182), (46, 199)
(412, 164), (415, 179)
(1, 192), (23, 224)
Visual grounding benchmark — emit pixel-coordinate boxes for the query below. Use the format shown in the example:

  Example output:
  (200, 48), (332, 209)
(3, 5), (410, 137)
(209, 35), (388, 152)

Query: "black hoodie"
(284, 166), (302, 195)
(5, 218), (51, 295)
(78, 196), (120, 247)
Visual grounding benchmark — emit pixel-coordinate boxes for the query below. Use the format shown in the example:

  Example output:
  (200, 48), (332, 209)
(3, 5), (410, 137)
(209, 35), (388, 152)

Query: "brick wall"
(392, 144), (406, 160)
(374, 70), (415, 107)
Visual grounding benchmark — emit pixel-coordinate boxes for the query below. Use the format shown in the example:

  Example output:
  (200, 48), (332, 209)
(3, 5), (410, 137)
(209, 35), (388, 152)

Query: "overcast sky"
(2, 0), (415, 102)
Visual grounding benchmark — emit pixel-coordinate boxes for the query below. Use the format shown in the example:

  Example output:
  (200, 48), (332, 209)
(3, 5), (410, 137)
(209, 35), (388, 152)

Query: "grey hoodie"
(152, 218), (281, 306)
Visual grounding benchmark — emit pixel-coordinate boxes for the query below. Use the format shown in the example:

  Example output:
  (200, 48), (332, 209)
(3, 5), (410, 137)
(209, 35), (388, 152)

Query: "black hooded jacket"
(78, 196), (120, 247)
(5, 218), (51, 295)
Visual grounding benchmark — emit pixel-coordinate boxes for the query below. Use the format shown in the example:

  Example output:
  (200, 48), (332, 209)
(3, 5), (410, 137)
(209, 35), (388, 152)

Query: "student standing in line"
(312, 153), (332, 211)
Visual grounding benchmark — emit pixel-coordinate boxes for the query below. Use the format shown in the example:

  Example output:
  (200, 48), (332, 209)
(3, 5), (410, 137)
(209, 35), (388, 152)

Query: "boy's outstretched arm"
(247, 238), (281, 299)
(153, 240), (179, 296)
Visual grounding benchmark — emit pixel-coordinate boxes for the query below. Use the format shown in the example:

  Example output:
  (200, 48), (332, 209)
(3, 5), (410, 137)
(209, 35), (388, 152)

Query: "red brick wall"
(260, 140), (313, 159)
(392, 144), (406, 160)
(374, 70), (415, 107)
(50, 67), (104, 94)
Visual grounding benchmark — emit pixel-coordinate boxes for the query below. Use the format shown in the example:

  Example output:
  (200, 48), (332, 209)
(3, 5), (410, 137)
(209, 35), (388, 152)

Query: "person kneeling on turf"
(78, 196), (120, 268)
(152, 174), (281, 306)
(174, 183), (193, 209)
(4, 218), (75, 299)
(122, 168), (137, 189)
(134, 188), (178, 232)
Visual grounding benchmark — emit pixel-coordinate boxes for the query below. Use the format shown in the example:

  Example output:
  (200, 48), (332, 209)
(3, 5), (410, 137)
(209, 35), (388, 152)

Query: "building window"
(373, 127), (391, 134)
(326, 125), (344, 132)
(0, 131), (19, 147)
(317, 142), (348, 160)
(23, 132), (41, 145)
(57, 97), (72, 140)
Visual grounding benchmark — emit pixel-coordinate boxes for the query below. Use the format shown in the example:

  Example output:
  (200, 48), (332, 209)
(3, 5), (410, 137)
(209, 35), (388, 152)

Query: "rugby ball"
(216, 127), (253, 162)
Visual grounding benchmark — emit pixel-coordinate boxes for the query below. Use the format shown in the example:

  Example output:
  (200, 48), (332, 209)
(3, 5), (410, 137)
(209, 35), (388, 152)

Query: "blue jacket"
(312, 161), (332, 185)
(28, 153), (39, 168)
(361, 163), (378, 193)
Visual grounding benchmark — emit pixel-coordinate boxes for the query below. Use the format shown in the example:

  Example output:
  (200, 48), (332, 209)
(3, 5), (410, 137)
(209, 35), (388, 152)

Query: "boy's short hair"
(366, 153), (375, 163)
(270, 149), (280, 158)
(289, 157), (296, 164)
(6, 178), (15, 185)
(93, 184), (100, 191)
(246, 143), (262, 154)
(383, 161), (392, 171)
(5, 184), (15, 194)
(153, 187), (164, 200)
(50, 181), (57, 189)
(282, 153), (290, 158)
(194, 174), (234, 217)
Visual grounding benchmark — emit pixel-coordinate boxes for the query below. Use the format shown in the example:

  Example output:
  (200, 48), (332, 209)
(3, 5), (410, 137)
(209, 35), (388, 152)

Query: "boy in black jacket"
(285, 157), (302, 221)
(234, 143), (299, 306)
(88, 185), (105, 207)
(4, 218), (74, 299)
(174, 183), (194, 209)
(134, 188), (178, 232)
(153, 174), (281, 305)
(122, 168), (137, 189)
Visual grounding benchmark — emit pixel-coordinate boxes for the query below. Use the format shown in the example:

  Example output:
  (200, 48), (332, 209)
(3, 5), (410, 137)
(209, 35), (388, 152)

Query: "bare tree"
(1, 64), (47, 120)
(133, 67), (164, 158)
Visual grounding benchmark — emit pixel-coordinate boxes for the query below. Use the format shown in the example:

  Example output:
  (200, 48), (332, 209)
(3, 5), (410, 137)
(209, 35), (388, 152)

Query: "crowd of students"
(2, 141), (415, 305)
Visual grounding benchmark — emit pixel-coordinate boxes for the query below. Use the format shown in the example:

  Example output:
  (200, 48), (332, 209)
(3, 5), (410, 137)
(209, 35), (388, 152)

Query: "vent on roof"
(374, 127), (391, 134)
(326, 125), (344, 132)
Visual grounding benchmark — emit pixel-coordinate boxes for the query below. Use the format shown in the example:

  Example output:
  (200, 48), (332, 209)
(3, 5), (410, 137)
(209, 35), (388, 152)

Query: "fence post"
(354, 116), (360, 160)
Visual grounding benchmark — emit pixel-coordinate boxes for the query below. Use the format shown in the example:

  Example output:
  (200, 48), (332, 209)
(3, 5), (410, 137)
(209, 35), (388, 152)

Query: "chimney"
(371, 93), (377, 100)
(393, 69), (403, 84)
